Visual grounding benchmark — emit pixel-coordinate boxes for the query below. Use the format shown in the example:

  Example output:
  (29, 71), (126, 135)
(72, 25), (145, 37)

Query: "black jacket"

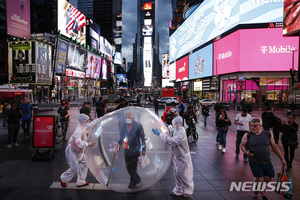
(281, 121), (299, 147)
(7, 109), (22, 126)
(262, 111), (275, 130)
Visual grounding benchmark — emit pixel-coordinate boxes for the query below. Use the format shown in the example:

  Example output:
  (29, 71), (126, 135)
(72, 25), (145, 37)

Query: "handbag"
(276, 168), (293, 199)
(138, 155), (150, 168)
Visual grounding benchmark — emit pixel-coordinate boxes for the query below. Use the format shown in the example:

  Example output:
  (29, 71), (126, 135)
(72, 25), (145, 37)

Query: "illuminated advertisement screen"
(101, 59), (107, 80)
(86, 52), (101, 79)
(58, 0), (86, 45)
(169, 0), (284, 62)
(88, 20), (100, 51)
(9, 41), (35, 83)
(142, 25), (153, 36)
(56, 39), (69, 74)
(66, 68), (85, 78)
(283, 0), (300, 35)
(7, 0), (31, 38)
(35, 42), (52, 84)
(189, 44), (213, 79)
(162, 54), (169, 79)
(100, 36), (112, 57)
(116, 74), (126, 82)
(33, 116), (54, 148)
(213, 28), (299, 75)
(169, 62), (176, 81)
(143, 3), (153, 10)
(176, 56), (189, 82)
(114, 52), (122, 65)
(143, 40), (153, 87)
(67, 44), (87, 71)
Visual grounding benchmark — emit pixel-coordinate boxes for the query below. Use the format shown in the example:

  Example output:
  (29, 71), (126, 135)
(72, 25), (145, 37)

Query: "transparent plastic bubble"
(85, 107), (172, 193)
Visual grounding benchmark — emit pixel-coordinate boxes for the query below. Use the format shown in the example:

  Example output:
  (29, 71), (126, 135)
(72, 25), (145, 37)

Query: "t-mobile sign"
(214, 28), (299, 75)
(176, 56), (189, 82)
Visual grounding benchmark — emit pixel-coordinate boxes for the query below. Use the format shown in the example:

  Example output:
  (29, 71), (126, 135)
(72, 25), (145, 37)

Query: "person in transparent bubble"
(114, 111), (146, 190)
(60, 114), (96, 188)
(152, 116), (194, 198)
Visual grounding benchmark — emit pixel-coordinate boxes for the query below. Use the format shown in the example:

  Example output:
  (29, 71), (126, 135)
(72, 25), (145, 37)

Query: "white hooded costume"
(60, 114), (91, 186)
(159, 116), (194, 196)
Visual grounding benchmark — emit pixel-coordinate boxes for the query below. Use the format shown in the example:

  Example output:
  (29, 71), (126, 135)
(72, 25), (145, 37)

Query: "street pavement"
(0, 103), (299, 200)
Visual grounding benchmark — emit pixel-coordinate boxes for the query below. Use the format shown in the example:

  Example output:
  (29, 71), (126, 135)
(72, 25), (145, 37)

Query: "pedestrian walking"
(153, 97), (159, 115)
(115, 98), (128, 110)
(95, 97), (106, 118)
(273, 115), (282, 144)
(60, 114), (96, 187)
(58, 99), (70, 136)
(233, 98), (236, 109)
(152, 116), (194, 198)
(80, 102), (93, 121)
(290, 102), (296, 115)
(280, 115), (298, 171)
(216, 110), (231, 153)
(19, 98), (34, 139)
(261, 107), (275, 132)
(215, 107), (225, 145)
(201, 104), (209, 126)
(234, 108), (252, 161)
(2, 101), (10, 128)
(178, 100), (185, 125)
(6, 102), (22, 149)
(240, 117), (286, 200)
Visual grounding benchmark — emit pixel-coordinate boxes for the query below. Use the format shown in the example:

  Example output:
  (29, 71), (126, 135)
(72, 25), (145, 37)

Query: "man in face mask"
(57, 99), (70, 137)
(114, 111), (146, 190)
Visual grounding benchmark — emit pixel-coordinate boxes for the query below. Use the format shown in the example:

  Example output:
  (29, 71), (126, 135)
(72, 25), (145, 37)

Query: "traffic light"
(290, 68), (295, 86)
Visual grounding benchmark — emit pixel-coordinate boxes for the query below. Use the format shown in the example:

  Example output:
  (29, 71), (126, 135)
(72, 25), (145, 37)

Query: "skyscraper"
(77, 0), (93, 19)
(136, 0), (159, 87)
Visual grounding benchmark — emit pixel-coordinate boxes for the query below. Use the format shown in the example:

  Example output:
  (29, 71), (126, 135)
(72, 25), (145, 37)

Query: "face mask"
(125, 118), (132, 124)
(61, 103), (66, 106)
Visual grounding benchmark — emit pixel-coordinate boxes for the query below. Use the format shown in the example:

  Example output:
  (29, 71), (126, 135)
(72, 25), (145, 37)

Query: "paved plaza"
(0, 103), (299, 200)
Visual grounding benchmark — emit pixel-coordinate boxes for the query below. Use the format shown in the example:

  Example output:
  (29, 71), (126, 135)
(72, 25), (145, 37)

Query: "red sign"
(33, 116), (55, 148)
(182, 85), (187, 91)
(143, 3), (152, 10)
(176, 56), (189, 82)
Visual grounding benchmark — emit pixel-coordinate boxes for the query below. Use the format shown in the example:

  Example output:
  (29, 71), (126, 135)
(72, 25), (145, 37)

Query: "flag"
(66, 5), (86, 36)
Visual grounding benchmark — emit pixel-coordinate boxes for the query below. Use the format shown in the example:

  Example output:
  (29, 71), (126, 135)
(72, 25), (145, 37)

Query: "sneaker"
(219, 145), (222, 150)
(77, 182), (89, 187)
(7, 144), (12, 149)
(244, 158), (248, 162)
(222, 148), (226, 153)
(14, 143), (20, 147)
(61, 181), (67, 187)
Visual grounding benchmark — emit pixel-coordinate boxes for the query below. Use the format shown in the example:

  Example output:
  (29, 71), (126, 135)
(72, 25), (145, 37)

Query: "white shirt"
(235, 113), (252, 131)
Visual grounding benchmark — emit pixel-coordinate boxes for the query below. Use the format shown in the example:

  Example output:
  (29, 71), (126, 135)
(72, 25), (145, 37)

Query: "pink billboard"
(176, 56), (189, 82)
(7, 0), (31, 38)
(214, 28), (299, 75)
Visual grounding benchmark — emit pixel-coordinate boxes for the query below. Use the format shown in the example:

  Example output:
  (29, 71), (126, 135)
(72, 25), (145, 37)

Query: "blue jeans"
(203, 115), (207, 126)
(22, 120), (31, 135)
(217, 127), (222, 145)
(2, 114), (8, 127)
(220, 128), (228, 148)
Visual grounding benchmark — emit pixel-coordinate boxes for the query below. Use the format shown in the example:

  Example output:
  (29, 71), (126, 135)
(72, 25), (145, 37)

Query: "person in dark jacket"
(7, 102), (22, 149)
(165, 108), (177, 125)
(115, 98), (128, 110)
(273, 115), (282, 144)
(2, 101), (10, 127)
(153, 97), (159, 115)
(202, 105), (209, 126)
(185, 106), (198, 137)
(80, 102), (93, 121)
(281, 115), (298, 170)
(216, 111), (231, 153)
(261, 107), (275, 131)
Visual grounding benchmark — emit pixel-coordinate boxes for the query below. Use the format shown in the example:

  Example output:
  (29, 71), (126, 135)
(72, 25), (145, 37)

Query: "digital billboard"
(100, 36), (112, 58)
(283, 0), (300, 35)
(143, 3), (153, 10)
(169, 62), (176, 81)
(101, 59), (107, 80)
(66, 44), (87, 71)
(169, 0), (284, 62)
(58, 0), (86, 45)
(87, 19), (100, 51)
(213, 28), (299, 75)
(189, 44), (213, 79)
(176, 56), (189, 82)
(143, 40), (153, 87)
(35, 42), (52, 84)
(8, 41), (35, 83)
(86, 53), (101, 79)
(116, 74), (126, 82)
(7, 0), (31, 38)
(55, 39), (69, 74)
(142, 25), (153, 36)
(162, 54), (169, 79)
(114, 52), (122, 65)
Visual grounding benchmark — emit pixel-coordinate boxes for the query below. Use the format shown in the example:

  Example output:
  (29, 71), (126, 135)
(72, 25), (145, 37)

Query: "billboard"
(142, 25), (153, 36)
(169, 0), (284, 62)
(143, 39), (153, 87)
(101, 59), (107, 80)
(6, 0), (31, 38)
(116, 74), (126, 82)
(55, 39), (69, 74)
(57, 0), (86, 44)
(33, 116), (55, 148)
(143, 3), (153, 10)
(66, 44), (87, 71)
(169, 62), (176, 81)
(88, 19), (100, 51)
(8, 41), (35, 83)
(189, 44), (213, 79)
(100, 36), (112, 58)
(114, 52), (122, 65)
(176, 56), (189, 82)
(162, 54), (170, 79)
(35, 42), (52, 84)
(66, 68), (85, 78)
(283, 0), (300, 35)
(213, 28), (299, 75)
(86, 53), (101, 79)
